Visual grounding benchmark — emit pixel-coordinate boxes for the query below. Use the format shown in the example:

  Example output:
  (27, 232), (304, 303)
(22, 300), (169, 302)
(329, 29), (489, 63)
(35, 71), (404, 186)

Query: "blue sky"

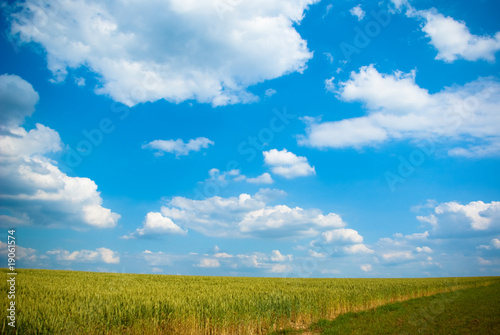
(1, 0), (500, 277)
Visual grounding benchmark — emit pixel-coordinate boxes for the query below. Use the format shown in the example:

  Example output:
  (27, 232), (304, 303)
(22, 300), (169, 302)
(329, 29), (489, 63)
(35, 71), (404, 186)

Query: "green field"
(1, 269), (499, 334)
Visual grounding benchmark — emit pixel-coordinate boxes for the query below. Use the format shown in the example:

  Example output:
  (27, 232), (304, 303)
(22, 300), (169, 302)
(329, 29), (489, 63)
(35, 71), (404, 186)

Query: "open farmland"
(1, 269), (499, 334)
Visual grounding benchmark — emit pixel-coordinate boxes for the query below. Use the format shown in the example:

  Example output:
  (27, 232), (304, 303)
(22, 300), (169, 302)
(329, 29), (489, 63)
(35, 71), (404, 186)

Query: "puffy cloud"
(142, 137), (214, 157)
(270, 264), (292, 273)
(400, 3), (500, 62)
(9, 0), (318, 107)
(299, 65), (500, 157)
(135, 189), (346, 238)
(382, 251), (414, 263)
(0, 74), (120, 228)
(343, 244), (374, 254)
(417, 200), (500, 236)
(246, 173), (274, 184)
(122, 212), (187, 239)
(270, 250), (292, 262)
(478, 238), (500, 250)
(265, 88), (277, 97)
(415, 246), (433, 253)
(263, 149), (315, 178)
(0, 74), (39, 128)
(350, 5), (365, 21)
(478, 257), (492, 266)
(196, 258), (220, 268)
(47, 247), (120, 264)
(322, 228), (364, 244)
(360, 264), (372, 272)
(0, 241), (38, 262)
(214, 252), (233, 258)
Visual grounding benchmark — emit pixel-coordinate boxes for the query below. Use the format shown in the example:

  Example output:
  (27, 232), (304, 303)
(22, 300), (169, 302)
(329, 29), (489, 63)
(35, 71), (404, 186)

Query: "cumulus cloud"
(0, 74), (120, 228)
(9, 0), (318, 107)
(299, 65), (500, 157)
(350, 5), (365, 21)
(322, 228), (364, 244)
(246, 173), (274, 184)
(393, 1), (500, 62)
(47, 247), (120, 264)
(270, 250), (293, 262)
(417, 200), (500, 236)
(196, 258), (220, 268)
(122, 212), (187, 239)
(0, 241), (38, 262)
(0, 74), (39, 128)
(142, 137), (214, 157)
(360, 264), (372, 272)
(263, 149), (315, 178)
(135, 189), (346, 238)
(478, 238), (500, 250)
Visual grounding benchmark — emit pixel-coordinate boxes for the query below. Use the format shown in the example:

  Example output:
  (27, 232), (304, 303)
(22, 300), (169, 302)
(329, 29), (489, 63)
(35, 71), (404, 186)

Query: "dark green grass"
(283, 280), (500, 334)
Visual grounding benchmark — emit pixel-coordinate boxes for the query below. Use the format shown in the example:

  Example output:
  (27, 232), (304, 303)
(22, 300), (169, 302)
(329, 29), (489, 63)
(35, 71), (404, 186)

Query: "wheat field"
(1, 269), (498, 334)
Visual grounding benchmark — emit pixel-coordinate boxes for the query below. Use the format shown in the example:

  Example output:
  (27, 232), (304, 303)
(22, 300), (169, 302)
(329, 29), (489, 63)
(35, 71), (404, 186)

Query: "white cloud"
(263, 149), (315, 178)
(47, 247), (120, 264)
(416, 246), (433, 253)
(478, 257), (492, 266)
(360, 264), (372, 272)
(246, 173), (274, 184)
(343, 244), (374, 254)
(9, 0), (318, 107)
(270, 263), (292, 273)
(308, 250), (327, 258)
(196, 258), (220, 268)
(0, 241), (38, 262)
(270, 250), (292, 262)
(404, 5), (500, 62)
(214, 252), (233, 258)
(265, 88), (277, 97)
(143, 137), (214, 157)
(479, 239), (500, 250)
(122, 212), (187, 239)
(417, 201), (500, 236)
(0, 74), (120, 229)
(382, 251), (414, 263)
(0, 74), (39, 128)
(350, 5), (365, 21)
(138, 189), (346, 238)
(299, 65), (500, 156)
(322, 228), (364, 244)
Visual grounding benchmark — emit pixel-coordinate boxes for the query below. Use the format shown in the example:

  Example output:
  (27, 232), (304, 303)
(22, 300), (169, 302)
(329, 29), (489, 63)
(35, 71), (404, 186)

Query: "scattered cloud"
(478, 238), (500, 250)
(137, 189), (346, 238)
(322, 228), (364, 244)
(246, 173), (274, 184)
(122, 212), (187, 239)
(196, 258), (220, 268)
(350, 5), (365, 21)
(263, 149), (316, 178)
(47, 247), (120, 264)
(270, 250), (293, 262)
(143, 137), (214, 157)
(393, 1), (500, 62)
(0, 74), (120, 229)
(299, 65), (500, 157)
(265, 88), (277, 97)
(9, 0), (318, 106)
(360, 264), (372, 272)
(417, 200), (500, 236)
